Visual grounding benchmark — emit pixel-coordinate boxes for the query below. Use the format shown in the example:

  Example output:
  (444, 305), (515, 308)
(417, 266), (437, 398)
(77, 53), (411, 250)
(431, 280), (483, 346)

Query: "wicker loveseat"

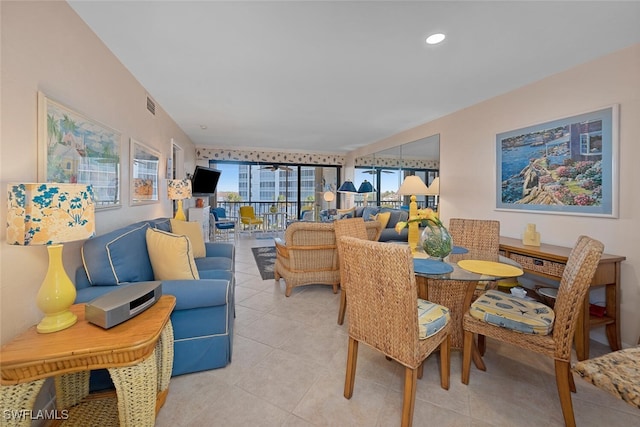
(274, 221), (381, 296)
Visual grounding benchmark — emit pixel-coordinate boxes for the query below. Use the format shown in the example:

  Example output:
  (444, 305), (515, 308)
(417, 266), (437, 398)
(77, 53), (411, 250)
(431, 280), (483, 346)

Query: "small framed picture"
(130, 138), (161, 205)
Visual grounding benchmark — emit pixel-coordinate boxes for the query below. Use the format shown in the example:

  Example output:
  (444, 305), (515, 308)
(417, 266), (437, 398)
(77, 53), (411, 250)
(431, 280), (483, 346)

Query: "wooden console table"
(0, 295), (175, 427)
(499, 236), (625, 360)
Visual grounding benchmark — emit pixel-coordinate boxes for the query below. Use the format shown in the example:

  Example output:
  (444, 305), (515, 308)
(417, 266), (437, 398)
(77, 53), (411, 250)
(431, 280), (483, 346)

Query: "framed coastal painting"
(130, 138), (161, 205)
(38, 92), (121, 209)
(496, 105), (618, 217)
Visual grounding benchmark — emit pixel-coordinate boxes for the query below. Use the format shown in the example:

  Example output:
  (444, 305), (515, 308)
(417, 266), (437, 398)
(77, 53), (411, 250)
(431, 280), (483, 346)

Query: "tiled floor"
(155, 234), (639, 426)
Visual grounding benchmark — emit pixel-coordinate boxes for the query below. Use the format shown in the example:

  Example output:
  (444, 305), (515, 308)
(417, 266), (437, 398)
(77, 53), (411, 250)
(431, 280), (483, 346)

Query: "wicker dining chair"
(334, 217), (379, 325)
(448, 217), (501, 298)
(448, 218), (501, 353)
(338, 236), (451, 427)
(448, 218), (501, 253)
(461, 235), (604, 427)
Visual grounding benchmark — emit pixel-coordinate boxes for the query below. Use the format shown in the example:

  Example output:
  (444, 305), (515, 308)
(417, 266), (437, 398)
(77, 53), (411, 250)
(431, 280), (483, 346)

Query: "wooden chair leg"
(568, 366), (576, 393)
(344, 337), (358, 399)
(337, 291), (346, 325)
(461, 330), (473, 385)
(401, 367), (418, 427)
(332, 283), (338, 294)
(440, 335), (450, 390)
(555, 360), (576, 427)
(478, 334), (486, 355)
(417, 361), (424, 380)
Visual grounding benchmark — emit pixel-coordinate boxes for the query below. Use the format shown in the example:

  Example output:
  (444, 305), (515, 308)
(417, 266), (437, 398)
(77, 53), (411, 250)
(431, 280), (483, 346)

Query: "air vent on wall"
(146, 95), (156, 115)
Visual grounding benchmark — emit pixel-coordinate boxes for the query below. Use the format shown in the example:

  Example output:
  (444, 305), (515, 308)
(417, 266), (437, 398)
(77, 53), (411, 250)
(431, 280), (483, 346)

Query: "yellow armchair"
(239, 206), (264, 234)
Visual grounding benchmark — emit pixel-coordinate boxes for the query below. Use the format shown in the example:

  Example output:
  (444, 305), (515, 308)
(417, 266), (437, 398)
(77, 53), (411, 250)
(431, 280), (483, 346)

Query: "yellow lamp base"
(407, 194), (419, 252)
(37, 310), (77, 333)
(174, 199), (187, 221)
(408, 221), (419, 253)
(36, 244), (78, 333)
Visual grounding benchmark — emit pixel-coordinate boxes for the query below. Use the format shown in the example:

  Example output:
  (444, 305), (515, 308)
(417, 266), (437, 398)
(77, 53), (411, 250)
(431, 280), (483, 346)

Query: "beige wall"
(353, 44), (640, 347)
(0, 1), (196, 342)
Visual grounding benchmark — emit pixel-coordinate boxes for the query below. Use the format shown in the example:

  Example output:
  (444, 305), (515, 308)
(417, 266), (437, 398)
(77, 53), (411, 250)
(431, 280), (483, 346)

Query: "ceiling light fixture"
(426, 33), (446, 45)
(200, 125), (208, 130)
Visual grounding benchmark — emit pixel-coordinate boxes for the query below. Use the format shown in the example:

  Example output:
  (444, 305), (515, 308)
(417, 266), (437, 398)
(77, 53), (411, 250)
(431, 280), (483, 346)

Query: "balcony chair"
(461, 235), (604, 427)
(210, 207), (237, 242)
(338, 236), (451, 427)
(239, 205), (264, 234)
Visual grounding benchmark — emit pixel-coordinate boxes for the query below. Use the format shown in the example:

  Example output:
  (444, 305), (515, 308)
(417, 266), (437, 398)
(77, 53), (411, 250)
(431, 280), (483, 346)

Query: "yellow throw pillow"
(374, 212), (391, 229)
(170, 219), (206, 258)
(145, 228), (200, 280)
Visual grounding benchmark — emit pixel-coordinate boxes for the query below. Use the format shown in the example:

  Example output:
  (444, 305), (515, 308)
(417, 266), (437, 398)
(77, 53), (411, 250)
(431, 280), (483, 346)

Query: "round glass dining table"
(411, 247), (524, 351)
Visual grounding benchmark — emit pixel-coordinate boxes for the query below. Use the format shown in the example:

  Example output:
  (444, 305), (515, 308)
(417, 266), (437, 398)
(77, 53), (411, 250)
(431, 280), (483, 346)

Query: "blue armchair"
(74, 218), (235, 383)
(210, 207), (237, 241)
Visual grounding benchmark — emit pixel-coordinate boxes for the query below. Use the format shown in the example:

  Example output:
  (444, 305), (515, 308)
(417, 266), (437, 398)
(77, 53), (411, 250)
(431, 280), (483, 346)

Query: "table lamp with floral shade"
(7, 183), (95, 333)
(167, 179), (192, 221)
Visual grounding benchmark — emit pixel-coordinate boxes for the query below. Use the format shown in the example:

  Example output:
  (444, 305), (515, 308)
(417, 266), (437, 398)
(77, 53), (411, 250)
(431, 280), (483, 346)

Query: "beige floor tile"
(235, 348), (328, 412)
(236, 312), (305, 347)
(292, 373), (387, 426)
(235, 285), (262, 303)
(203, 334), (275, 386)
(377, 388), (471, 427)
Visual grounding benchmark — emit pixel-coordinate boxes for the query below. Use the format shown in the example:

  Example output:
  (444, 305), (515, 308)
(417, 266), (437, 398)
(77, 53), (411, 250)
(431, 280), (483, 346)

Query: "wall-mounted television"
(191, 166), (221, 195)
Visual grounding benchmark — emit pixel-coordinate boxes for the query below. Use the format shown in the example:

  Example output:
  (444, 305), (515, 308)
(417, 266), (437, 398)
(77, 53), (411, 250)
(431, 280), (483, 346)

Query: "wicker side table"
(0, 295), (175, 427)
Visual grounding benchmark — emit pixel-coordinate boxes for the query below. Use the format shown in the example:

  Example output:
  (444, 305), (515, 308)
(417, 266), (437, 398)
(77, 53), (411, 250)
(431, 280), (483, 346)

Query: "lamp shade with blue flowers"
(7, 183), (96, 246)
(167, 179), (192, 200)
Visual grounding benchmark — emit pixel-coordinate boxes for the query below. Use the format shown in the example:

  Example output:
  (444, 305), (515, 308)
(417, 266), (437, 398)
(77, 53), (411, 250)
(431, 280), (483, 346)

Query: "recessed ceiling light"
(426, 33), (446, 45)
(200, 125), (208, 130)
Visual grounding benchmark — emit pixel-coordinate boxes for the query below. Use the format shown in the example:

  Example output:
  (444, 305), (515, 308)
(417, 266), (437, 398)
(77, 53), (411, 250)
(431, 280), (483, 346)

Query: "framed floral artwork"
(496, 105), (619, 217)
(38, 92), (121, 209)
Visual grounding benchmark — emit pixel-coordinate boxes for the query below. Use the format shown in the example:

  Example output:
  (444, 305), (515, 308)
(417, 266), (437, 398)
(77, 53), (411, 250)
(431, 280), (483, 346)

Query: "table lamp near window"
(426, 176), (440, 210)
(167, 178), (192, 221)
(357, 179), (375, 207)
(397, 175), (430, 251)
(337, 180), (357, 193)
(7, 183), (95, 333)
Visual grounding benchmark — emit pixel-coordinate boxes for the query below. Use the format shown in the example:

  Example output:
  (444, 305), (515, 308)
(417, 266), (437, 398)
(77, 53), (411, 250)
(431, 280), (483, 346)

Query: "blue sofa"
(74, 218), (235, 379)
(354, 206), (409, 242)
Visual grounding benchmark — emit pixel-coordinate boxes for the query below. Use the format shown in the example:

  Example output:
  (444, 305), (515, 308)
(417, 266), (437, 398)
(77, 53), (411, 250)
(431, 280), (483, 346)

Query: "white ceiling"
(68, 1), (640, 154)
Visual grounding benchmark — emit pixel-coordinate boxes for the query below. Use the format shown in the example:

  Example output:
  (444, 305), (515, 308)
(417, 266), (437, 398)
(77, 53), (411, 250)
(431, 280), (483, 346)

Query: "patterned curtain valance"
(196, 148), (345, 166)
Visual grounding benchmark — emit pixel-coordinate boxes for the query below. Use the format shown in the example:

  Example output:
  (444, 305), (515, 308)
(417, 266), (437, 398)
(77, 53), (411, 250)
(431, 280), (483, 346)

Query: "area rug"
(251, 246), (276, 280)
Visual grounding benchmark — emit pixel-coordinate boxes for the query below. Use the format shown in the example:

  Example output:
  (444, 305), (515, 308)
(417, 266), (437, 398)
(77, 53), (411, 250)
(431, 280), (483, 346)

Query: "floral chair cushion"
(573, 347), (640, 409)
(417, 299), (450, 339)
(469, 290), (555, 335)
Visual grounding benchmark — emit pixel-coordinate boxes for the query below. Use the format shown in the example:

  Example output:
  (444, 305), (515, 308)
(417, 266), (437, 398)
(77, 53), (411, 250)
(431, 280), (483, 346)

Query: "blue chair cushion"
(469, 290), (555, 335)
(215, 221), (235, 230)
(417, 299), (450, 339)
(81, 222), (154, 285)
